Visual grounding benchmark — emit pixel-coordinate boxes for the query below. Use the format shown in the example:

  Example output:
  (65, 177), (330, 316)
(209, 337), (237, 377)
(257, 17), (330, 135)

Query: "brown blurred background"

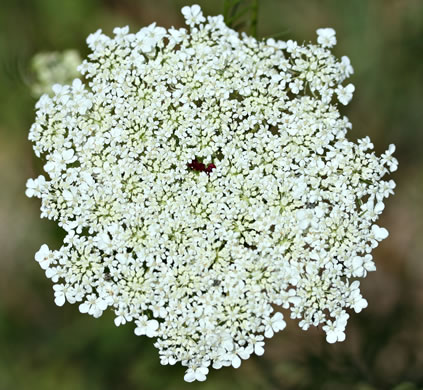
(0, 0), (422, 389)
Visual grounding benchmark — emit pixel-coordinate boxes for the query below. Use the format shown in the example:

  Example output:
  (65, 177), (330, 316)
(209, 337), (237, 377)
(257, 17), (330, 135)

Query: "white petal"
(232, 355), (241, 368)
(45, 268), (57, 280)
(254, 344), (264, 356)
(97, 299), (108, 311)
(43, 161), (55, 173)
(79, 303), (89, 313)
(326, 331), (337, 344)
(345, 83), (355, 93)
(35, 244), (49, 261)
(55, 295), (65, 306)
(238, 348), (251, 360)
(195, 372), (207, 382)
(147, 319), (159, 331)
(183, 371), (196, 383)
(72, 78), (82, 90)
(274, 319), (286, 332)
(52, 84), (62, 94)
(372, 225), (389, 240)
(62, 149), (75, 161)
(374, 202), (385, 214)
(63, 190), (73, 201)
(264, 327), (274, 338)
(337, 333), (346, 342)
(181, 6), (191, 17)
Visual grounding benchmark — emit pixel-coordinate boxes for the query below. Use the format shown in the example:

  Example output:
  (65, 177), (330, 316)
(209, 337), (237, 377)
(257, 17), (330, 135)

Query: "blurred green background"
(1, 0), (422, 389)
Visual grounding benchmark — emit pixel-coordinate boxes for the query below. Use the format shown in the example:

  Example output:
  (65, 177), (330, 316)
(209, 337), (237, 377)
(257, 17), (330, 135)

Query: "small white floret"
(316, 27), (337, 48)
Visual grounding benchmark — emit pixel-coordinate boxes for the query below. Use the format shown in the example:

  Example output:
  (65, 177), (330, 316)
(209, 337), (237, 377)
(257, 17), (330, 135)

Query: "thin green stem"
(230, 0), (242, 20)
(224, 0), (242, 26)
(226, 6), (250, 25)
(249, 0), (259, 38)
(223, 0), (231, 23)
(224, 0), (260, 36)
(266, 29), (290, 40)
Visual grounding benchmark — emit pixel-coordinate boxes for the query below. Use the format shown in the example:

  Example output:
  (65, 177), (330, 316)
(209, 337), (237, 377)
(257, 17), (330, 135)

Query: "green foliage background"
(0, 1), (422, 389)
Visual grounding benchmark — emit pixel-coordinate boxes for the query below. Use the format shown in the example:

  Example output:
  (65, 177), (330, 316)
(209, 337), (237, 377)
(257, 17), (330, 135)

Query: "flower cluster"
(30, 50), (82, 98)
(27, 5), (397, 382)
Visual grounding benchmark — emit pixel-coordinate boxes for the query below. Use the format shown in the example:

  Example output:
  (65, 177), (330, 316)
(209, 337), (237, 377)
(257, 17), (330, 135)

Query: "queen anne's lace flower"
(26, 5), (397, 381)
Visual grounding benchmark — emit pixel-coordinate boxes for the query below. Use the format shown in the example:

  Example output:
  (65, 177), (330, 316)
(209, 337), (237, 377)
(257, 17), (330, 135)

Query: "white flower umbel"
(27, 4), (397, 382)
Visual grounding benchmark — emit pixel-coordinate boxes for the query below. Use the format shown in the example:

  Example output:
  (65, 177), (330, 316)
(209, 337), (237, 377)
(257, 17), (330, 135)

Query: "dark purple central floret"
(187, 159), (216, 174)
